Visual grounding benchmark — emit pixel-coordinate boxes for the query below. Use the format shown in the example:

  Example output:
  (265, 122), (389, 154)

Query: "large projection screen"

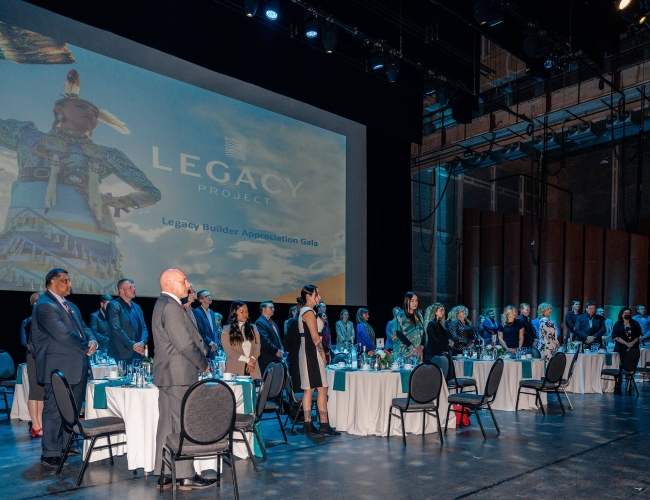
(0, 2), (366, 305)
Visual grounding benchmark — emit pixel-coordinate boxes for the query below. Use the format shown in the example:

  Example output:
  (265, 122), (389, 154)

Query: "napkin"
(93, 380), (131, 409)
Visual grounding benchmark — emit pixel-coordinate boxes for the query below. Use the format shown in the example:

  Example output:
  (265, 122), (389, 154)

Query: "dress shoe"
(41, 456), (68, 468)
(177, 473), (217, 490)
(319, 422), (341, 436)
(303, 421), (321, 435)
(67, 447), (82, 456)
(159, 474), (173, 490)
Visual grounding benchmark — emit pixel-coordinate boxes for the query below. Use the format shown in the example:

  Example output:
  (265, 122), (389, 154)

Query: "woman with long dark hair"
(298, 285), (339, 436)
(221, 300), (262, 379)
(392, 292), (425, 359)
(356, 308), (376, 352)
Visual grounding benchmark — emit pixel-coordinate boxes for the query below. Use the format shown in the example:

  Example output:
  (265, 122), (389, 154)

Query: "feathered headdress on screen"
(55, 69), (130, 134)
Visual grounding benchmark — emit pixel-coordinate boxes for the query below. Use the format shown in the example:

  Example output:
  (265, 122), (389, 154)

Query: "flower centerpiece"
(484, 343), (505, 358)
(568, 341), (581, 353)
(375, 349), (394, 369)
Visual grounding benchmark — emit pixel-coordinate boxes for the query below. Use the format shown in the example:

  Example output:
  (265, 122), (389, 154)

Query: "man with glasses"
(106, 278), (148, 365)
(195, 290), (221, 359)
(255, 300), (284, 374)
(32, 268), (98, 467)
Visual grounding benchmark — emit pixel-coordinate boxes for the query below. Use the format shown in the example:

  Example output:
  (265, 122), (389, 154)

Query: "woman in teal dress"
(391, 291), (425, 359)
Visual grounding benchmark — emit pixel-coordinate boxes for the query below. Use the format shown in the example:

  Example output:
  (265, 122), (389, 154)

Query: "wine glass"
(117, 360), (126, 378)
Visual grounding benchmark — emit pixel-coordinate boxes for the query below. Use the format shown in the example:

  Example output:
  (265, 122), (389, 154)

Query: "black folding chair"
(602, 348), (641, 396)
(444, 359), (504, 439)
(283, 376), (317, 433)
(516, 352), (567, 415)
(260, 361), (288, 443)
(160, 379), (238, 500)
(387, 362), (444, 446)
(430, 355), (449, 380)
(51, 370), (126, 486)
(443, 352), (478, 394)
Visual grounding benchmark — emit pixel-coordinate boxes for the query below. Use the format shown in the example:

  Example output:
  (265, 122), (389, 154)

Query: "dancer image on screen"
(298, 285), (340, 436)
(0, 69), (161, 293)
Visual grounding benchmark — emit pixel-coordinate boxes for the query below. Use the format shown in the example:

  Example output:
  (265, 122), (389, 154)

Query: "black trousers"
(41, 369), (88, 458)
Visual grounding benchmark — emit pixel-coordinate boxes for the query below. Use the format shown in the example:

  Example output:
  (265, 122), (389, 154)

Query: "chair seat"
(447, 393), (484, 406)
(391, 398), (437, 410)
(264, 402), (279, 411)
(519, 380), (559, 390)
(601, 369), (621, 376)
(165, 433), (229, 455)
(0, 381), (15, 388)
(76, 416), (125, 437)
(449, 377), (477, 388)
(235, 413), (256, 431)
(635, 367), (650, 373)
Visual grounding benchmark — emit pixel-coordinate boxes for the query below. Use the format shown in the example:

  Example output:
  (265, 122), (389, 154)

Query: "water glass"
(117, 360), (126, 378)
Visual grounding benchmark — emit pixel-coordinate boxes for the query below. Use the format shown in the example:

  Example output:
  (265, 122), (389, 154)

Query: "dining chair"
(0, 351), (16, 418)
(430, 355), (449, 380)
(516, 352), (567, 415)
(160, 378), (238, 500)
(443, 352), (478, 394)
(283, 376), (317, 433)
(331, 353), (348, 365)
(387, 362), (444, 446)
(444, 358), (504, 439)
(601, 348), (641, 396)
(51, 370), (127, 486)
(260, 361), (288, 442)
(233, 363), (275, 472)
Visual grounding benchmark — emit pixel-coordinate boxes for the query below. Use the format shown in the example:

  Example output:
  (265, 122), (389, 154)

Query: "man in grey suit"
(106, 278), (147, 364)
(89, 294), (112, 351)
(32, 268), (98, 468)
(153, 269), (214, 490)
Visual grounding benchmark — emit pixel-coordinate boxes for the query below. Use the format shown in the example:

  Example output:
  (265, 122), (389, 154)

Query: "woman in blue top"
(391, 292), (425, 359)
(356, 308), (376, 353)
(497, 305), (524, 352)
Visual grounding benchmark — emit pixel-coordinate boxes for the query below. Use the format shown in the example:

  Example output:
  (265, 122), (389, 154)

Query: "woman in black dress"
(424, 303), (453, 360)
(497, 305), (524, 353)
(612, 307), (642, 364)
(297, 285), (340, 436)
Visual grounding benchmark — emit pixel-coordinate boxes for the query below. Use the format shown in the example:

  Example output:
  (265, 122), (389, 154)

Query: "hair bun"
(297, 297), (305, 305)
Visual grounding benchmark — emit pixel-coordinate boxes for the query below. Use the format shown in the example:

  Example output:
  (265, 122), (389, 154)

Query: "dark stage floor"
(1, 386), (649, 500)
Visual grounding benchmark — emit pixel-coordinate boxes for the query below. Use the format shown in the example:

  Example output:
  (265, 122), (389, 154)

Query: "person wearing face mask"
(612, 308), (642, 364)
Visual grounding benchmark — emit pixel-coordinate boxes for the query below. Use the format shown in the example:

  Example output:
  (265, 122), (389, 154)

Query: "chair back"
(431, 355), (449, 379)
(265, 361), (285, 401)
(0, 351), (15, 379)
(331, 353), (348, 365)
(255, 364), (276, 420)
(408, 362), (443, 405)
(483, 359), (504, 401)
(544, 352), (567, 385)
(285, 375), (301, 402)
(442, 352), (456, 382)
(180, 379), (236, 447)
(531, 347), (542, 359)
(50, 370), (80, 430)
(565, 351), (579, 382)
(622, 348), (641, 373)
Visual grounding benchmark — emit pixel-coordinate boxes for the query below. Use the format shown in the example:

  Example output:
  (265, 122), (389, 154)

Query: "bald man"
(153, 269), (213, 490)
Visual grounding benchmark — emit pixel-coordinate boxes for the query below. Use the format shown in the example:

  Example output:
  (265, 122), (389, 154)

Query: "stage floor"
(1, 384), (649, 500)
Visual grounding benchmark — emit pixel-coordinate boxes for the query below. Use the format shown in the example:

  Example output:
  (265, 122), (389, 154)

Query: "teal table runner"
(333, 370), (348, 391)
(236, 379), (264, 457)
(462, 360), (474, 377)
(93, 380), (132, 409)
(519, 360), (532, 379)
(605, 353), (612, 365)
(16, 364), (24, 384)
(398, 370), (411, 393)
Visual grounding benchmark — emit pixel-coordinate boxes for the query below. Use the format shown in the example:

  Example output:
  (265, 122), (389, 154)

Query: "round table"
(84, 379), (257, 472)
(9, 363), (29, 421)
(562, 352), (620, 393)
(325, 368), (455, 436)
(639, 348), (650, 368)
(453, 358), (547, 411)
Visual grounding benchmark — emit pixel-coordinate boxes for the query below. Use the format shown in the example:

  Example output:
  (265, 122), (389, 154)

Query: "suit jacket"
(517, 314), (537, 348)
(152, 294), (208, 387)
(89, 309), (110, 351)
(194, 306), (220, 357)
(106, 297), (148, 360)
(31, 290), (96, 385)
(574, 313), (606, 343)
(424, 320), (451, 360)
(222, 325), (262, 379)
(255, 316), (283, 372)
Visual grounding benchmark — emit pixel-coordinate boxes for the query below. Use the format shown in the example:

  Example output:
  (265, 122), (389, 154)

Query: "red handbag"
(453, 404), (471, 426)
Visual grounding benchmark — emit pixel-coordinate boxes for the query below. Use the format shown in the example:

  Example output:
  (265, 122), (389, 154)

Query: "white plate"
(236, 375), (251, 379)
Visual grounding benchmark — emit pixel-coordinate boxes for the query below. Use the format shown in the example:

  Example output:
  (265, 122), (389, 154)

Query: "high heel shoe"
(30, 427), (43, 438)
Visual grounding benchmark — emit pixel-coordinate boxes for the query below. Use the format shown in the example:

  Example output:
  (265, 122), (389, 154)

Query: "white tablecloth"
(639, 349), (650, 368)
(84, 380), (254, 472)
(10, 363), (29, 420)
(325, 369), (455, 436)
(562, 352), (620, 394)
(90, 363), (117, 379)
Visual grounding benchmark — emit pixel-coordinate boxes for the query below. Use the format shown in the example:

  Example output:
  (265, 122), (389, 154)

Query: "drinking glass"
(462, 348), (469, 358)
(117, 361), (126, 377)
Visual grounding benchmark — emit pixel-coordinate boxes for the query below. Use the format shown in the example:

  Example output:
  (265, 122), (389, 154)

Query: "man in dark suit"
(32, 268), (98, 468)
(194, 289), (220, 359)
(255, 300), (284, 374)
(575, 300), (606, 348)
(106, 278), (147, 364)
(89, 294), (112, 351)
(565, 300), (581, 343)
(153, 269), (214, 490)
(517, 303), (537, 348)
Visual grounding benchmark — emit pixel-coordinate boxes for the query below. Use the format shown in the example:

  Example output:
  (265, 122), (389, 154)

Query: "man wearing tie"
(255, 300), (284, 374)
(195, 289), (220, 359)
(106, 279), (147, 364)
(153, 269), (213, 490)
(32, 268), (98, 468)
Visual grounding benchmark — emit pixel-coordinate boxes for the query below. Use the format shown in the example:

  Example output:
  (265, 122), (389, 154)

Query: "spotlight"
(265, 0), (279, 20)
(370, 47), (384, 70)
(618, 0), (632, 9)
(243, 0), (258, 17)
(620, 0), (650, 24)
(305, 15), (318, 38)
(385, 52), (399, 82)
(321, 22), (337, 53)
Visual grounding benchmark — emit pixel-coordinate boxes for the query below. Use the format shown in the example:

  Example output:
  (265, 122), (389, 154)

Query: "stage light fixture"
(370, 47), (384, 70)
(243, 0), (258, 17)
(385, 53), (399, 82)
(265, 0), (279, 20)
(305, 15), (319, 39)
(618, 0), (632, 9)
(321, 22), (338, 53)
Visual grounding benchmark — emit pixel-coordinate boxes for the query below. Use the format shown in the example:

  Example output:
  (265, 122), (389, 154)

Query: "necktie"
(63, 301), (85, 339)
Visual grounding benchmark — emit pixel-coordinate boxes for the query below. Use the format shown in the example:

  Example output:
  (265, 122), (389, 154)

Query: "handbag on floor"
(453, 404), (471, 426)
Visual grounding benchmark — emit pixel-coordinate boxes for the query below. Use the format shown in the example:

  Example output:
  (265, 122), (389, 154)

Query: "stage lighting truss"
(265, 0), (279, 20)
